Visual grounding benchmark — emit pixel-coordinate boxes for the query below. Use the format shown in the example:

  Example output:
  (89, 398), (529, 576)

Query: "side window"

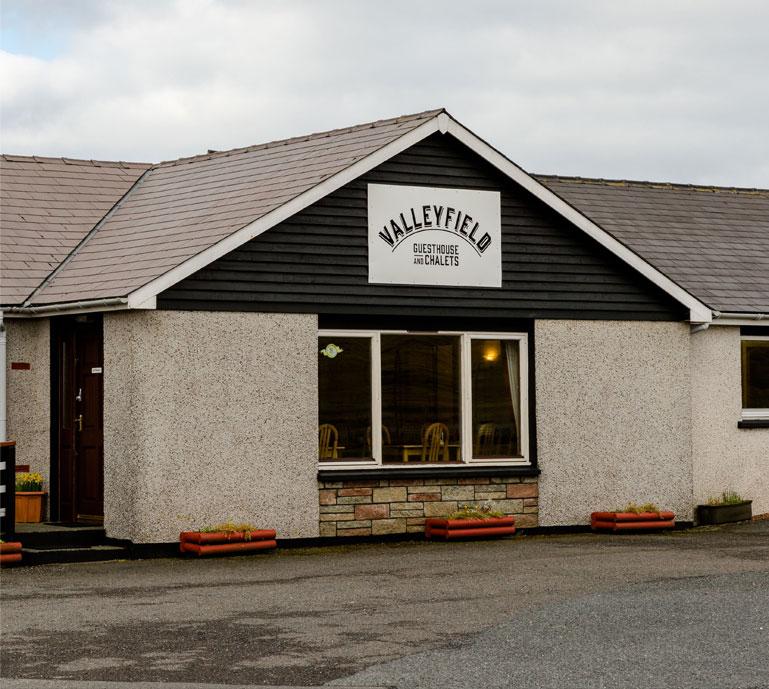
(741, 338), (769, 417)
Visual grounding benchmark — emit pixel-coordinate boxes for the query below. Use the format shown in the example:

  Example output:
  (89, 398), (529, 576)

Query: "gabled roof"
(536, 176), (769, 314)
(3, 109), (765, 322)
(0, 155), (149, 304)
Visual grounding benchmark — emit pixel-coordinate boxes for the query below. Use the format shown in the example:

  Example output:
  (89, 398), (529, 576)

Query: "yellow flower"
(16, 472), (44, 491)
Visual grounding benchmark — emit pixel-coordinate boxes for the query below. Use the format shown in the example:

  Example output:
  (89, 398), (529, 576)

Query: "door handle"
(75, 414), (83, 432)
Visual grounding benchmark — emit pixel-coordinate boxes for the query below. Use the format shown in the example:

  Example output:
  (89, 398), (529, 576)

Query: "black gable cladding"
(158, 134), (686, 320)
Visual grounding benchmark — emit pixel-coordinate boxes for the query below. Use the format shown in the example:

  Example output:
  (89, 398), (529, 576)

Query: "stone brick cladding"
(318, 475), (538, 537)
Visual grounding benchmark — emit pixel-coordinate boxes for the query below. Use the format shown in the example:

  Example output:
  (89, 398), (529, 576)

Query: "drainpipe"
(0, 311), (6, 441)
(690, 323), (710, 334)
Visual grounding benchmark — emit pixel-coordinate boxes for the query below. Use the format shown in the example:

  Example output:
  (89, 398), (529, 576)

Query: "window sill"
(318, 465), (540, 481)
(738, 419), (769, 429)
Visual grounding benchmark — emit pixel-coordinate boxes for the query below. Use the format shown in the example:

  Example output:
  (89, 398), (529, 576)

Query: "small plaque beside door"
(91, 367), (103, 374)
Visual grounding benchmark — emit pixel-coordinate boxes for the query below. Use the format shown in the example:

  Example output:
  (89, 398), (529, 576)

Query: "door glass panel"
(471, 339), (521, 459)
(61, 341), (72, 428)
(381, 335), (461, 464)
(318, 336), (372, 462)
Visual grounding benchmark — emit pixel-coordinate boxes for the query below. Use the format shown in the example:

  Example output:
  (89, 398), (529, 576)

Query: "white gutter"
(710, 311), (769, 327)
(0, 311), (6, 441)
(716, 312), (767, 320)
(5, 297), (129, 317)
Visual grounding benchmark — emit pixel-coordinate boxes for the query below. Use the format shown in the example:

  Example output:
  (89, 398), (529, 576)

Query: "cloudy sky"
(1, 0), (768, 186)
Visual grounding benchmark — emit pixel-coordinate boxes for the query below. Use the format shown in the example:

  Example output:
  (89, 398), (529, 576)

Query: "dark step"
(14, 526), (106, 548)
(21, 544), (129, 566)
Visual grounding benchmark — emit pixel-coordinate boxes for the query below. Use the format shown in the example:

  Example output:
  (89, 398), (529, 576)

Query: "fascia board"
(445, 119), (713, 324)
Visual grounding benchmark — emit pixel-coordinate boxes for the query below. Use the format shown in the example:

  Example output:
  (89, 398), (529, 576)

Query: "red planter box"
(0, 541), (23, 566)
(425, 516), (516, 540)
(179, 530), (277, 557)
(591, 511), (675, 532)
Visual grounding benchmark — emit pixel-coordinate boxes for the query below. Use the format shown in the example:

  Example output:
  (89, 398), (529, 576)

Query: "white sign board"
(368, 184), (502, 288)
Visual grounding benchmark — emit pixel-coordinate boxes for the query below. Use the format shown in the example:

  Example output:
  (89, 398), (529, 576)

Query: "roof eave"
(3, 297), (129, 318)
(2, 295), (156, 318)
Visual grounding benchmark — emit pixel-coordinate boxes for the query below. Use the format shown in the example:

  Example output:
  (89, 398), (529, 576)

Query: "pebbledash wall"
(535, 320), (693, 525)
(102, 310), (319, 543)
(4, 312), (765, 541)
(318, 320), (694, 537)
(100, 310), (536, 542)
(691, 327), (769, 516)
(95, 309), (712, 543)
(5, 319), (50, 482)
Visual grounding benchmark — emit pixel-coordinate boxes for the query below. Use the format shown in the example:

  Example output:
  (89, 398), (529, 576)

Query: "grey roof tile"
(536, 176), (769, 313)
(0, 155), (149, 304)
(30, 109), (442, 304)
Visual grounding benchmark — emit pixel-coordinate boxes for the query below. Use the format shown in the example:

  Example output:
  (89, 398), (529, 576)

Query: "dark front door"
(53, 315), (104, 523)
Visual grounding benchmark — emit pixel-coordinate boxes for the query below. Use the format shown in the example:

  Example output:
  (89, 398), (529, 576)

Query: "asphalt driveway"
(1, 521), (768, 689)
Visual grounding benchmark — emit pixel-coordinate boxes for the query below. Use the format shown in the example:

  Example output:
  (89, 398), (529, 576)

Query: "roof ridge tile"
(535, 174), (769, 196)
(156, 108), (444, 169)
(1, 154), (150, 169)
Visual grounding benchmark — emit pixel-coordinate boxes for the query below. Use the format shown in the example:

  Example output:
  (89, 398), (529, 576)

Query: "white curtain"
(504, 341), (520, 451)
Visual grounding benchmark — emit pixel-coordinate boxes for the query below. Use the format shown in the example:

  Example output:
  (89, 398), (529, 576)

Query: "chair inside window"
(421, 422), (449, 463)
(319, 423), (339, 460)
(475, 422), (497, 455)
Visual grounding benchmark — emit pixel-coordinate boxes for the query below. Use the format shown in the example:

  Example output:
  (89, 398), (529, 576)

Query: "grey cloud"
(1, 0), (767, 187)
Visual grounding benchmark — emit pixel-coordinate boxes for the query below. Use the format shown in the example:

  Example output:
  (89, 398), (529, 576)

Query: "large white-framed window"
(741, 335), (769, 420)
(318, 330), (529, 468)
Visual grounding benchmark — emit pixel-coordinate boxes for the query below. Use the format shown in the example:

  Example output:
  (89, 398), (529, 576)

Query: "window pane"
(471, 339), (521, 459)
(318, 337), (372, 462)
(381, 335), (461, 464)
(742, 340), (769, 408)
